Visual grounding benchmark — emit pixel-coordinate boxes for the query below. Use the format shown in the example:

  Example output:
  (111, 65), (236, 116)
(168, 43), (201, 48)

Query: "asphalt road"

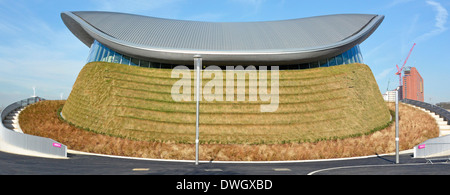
(1, 150), (450, 175)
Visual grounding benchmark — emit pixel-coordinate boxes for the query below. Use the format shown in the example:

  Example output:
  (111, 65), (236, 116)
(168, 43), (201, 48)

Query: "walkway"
(2, 107), (24, 133)
(410, 105), (450, 136)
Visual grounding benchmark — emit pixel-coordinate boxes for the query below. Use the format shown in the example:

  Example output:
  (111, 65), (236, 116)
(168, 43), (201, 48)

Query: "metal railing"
(401, 98), (450, 125)
(401, 99), (450, 158)
(0, 97), (67, 158)
(413, 136), (450, 158)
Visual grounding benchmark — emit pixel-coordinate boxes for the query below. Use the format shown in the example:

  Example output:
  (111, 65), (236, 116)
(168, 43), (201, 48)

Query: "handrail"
(401, 98), (450, 125)
(1, 97), (44, 129)
(402, 99), (450, 158)
(0, 97), (67, 158)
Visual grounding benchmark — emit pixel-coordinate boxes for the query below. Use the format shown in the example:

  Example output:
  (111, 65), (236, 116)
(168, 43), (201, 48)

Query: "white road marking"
(307, 163), (425, 175)
(205, 169), (223, 172)
(273, 168), (291, 171)
(132, 168), (150, 171)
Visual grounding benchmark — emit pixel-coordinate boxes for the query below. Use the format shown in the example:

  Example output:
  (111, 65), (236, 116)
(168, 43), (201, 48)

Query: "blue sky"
(0, 0), (449, 108)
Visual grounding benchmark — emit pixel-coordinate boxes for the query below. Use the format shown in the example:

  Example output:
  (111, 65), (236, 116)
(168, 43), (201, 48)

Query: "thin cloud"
(415, 0), (448, 42)
(385, 0), (415, 9)
(230, 0), (266, 17)
(376, 67), (396, 81)
(0, 2), (86, 103)
(93, 0), (183, 14)
(231, 0), (265, 6)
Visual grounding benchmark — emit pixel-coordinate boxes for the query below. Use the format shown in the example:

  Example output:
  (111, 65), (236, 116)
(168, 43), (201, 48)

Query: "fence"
(0, 97), (67, 158)
(401, 99), (450, 158)
(401, 98), (450, 125)
(413, 136), (450, 158)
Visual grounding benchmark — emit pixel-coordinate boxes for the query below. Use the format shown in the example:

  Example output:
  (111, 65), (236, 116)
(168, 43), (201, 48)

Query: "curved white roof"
(61, 11), (384, 65)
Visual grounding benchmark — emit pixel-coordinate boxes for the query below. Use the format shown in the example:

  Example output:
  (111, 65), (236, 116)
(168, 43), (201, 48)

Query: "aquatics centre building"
(61, 11), (384, 69)
(60, 11), (391, 146)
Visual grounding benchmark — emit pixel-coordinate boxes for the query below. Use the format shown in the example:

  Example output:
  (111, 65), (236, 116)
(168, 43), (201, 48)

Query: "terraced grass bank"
(61, 62), (391, 144)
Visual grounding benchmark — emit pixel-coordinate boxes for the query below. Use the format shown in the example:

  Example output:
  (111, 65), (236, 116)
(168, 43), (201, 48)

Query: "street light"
(395, 90), (399, 164)
(194, 55), (202, 165)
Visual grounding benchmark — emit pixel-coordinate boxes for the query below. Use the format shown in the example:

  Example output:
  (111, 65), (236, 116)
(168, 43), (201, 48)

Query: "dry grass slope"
(61, 62), (390, 145)
(19, 101), (438, 161)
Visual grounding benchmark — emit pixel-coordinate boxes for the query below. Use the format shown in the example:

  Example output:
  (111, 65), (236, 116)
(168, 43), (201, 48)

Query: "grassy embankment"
(59, 62), (391, 145)
(19, 61), (438, 161)
(20, 101), (439, 161)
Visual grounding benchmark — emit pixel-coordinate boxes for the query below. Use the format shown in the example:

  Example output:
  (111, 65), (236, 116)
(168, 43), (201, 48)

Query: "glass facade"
(87, 40), (364, 70)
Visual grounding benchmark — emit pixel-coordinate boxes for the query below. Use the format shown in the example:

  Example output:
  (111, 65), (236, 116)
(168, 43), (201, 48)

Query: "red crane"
(395, 43), (416, 87)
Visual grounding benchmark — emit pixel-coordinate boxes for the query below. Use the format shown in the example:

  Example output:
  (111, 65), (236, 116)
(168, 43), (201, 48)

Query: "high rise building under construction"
(402, 66), (424, 101)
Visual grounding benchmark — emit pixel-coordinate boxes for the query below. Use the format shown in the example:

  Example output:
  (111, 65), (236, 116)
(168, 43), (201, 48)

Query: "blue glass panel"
(131, 58), (139, 66)
(91, 41), (100, 62)
(86, 39), (362, 70)
(349, 47), (355, 64)
(102, 47), (109, 62)
(345, 48), (350, 64)
(112, 52), (121, 64)
(95, 43), (103, 62)
(140, 60), (150, 68)
(98, 46), (105, 62)
(342, 50), (349, 64)
(122, 56), (131, 65)
(160, 63), (172, 69)
(319, 59), (328, 67)
(87, 42), (96, 63)
(95, 45), (104, 62)
(87, 41), (94, 63)
(328, 56), (337, 66)
(357, 45), (363, 63)
(310, 61), (319, 68)
(101, 48), (107, 62)
(354, 46), (360, 63)
(109, 51), (115, 63)
(336, 54), (343, 65)
(105, 49), (112, 62)
(299, 63), (309, 69)
(150, 62), (160, 68)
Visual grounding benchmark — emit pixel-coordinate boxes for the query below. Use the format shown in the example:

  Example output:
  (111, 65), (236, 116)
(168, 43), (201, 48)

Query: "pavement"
(1, 146), (449, 193)
(410, 105), (450, 136)
(1, 149), (449, 175)
(2, 107), (24, 133)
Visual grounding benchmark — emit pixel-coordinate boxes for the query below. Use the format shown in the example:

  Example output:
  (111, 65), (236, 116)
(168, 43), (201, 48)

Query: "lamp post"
(194, 55), (202, 165)
(395, 90), (399, 164)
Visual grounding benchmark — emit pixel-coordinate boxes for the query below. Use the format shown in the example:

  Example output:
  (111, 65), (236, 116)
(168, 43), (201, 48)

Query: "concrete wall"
(0, 97), (67, 158)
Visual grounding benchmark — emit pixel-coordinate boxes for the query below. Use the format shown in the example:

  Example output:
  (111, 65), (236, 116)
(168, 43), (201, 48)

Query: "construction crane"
(395, 43), (416, 87)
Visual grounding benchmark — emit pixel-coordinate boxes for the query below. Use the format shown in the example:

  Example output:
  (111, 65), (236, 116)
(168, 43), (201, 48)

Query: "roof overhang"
(61, 11), (384, 65)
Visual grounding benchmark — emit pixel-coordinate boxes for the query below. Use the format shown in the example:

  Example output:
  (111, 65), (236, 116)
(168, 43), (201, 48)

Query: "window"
(350, 46), (356, 63)
(299, 63), (310, 69)
(319, 59), (328, 67)
(310, 61), (319, 68)
(105, 49), (113, 62)
(140, 60), (150, 68)
(356, 45), (363, 63)
(150, 62), (161, 68)
(87, 41), (99, 63)
(328, 56), (337, 66)
(101, 47), (110, 62)
(94, 45), (103, 62)
(131, 58), (140, 66)
(342, 49), (349, 64)
(86, 40), (364, 71)
(122, 56), (131, 65)
(160, 63), (172, 69)
(112, 53), (122, 64)
(336, 54), (343, 65)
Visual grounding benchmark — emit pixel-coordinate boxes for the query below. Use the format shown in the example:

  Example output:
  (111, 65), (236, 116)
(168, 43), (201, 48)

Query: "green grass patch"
(61, 62), (391, 144)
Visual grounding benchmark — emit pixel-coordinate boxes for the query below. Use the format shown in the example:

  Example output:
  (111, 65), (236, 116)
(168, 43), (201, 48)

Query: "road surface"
(1, 151), (449, 175)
